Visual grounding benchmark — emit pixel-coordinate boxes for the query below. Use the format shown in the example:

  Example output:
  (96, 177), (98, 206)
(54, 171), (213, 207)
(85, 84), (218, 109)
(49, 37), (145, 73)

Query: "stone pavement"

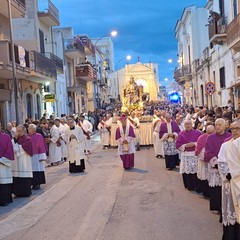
(0, 137), (222, 240)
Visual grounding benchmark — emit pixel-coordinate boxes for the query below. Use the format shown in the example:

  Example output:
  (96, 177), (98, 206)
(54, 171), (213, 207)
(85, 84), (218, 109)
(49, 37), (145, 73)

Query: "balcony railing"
(64, 38), (85, 58)
(0, 40), (30, 69)
(0, 0), (26, 18)
(44, 52), (63, 72)
(226, 13), (240, 51)
(208, 16), (227, 46)
(31, 51), (57, 78)
(174, 65), (191, 83)
(76, 63), (97, 81)
(78, 36), (95, 55)
(38, 0), (60, 26)
(15, 0), (25, 6)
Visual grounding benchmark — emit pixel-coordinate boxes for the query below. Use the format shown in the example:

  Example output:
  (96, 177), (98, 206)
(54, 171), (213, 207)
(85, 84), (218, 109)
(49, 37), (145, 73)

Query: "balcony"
(227, 13), (240, 51)
(64, 38), (85, 59)
(0, 0), (26, 18)
(37, 0), (60, 27)
(75, 63), (97, 81)
(44, 52), (63, 72)
(209, 16), (227, 46)
(174, 65), (192, 84)
(78, 36), (95, 55)
(0, 40), (30, 79)
(30, 51), (57, 81)
(99, 78), (108, 87)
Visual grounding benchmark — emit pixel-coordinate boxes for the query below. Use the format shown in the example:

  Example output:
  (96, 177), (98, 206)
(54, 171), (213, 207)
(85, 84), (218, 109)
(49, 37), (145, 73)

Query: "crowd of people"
(1, 101), (240, 239)
(151, 103), (240, 240)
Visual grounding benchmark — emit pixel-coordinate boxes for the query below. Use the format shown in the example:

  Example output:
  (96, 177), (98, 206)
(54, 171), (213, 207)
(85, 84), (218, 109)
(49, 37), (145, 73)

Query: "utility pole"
(8, 0), (20, 124)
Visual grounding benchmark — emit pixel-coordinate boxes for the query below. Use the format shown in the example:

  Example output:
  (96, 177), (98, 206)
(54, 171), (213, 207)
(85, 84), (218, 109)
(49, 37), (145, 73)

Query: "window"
(219, 0), (225, 16)
(36, 94), (41, 120)
(39, 29), (45, 54)
(233, 0), (238, 17)
(0, 25), (3, 40)
(26, 93), (33, 118)
(219, 67), (226, 88)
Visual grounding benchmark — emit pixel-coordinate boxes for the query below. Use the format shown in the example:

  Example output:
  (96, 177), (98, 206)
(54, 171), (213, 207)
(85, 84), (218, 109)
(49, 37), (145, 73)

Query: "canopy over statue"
(122, 76), (143, 113)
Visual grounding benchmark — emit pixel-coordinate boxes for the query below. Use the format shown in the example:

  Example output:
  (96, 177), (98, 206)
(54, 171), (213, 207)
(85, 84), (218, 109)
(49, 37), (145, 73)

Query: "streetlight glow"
(110, 30), (118, 37)
(126, 55), (131, 61)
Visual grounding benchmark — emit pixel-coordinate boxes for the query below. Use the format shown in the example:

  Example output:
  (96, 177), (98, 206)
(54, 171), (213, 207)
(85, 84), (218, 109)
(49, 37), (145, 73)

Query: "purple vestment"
(195, 133), (208, 156)
(0, 132), (14, 160)
(29, 133), (47, 155)
(17, 134), (33, 156)
(204, 132), (231, 162)
(115, 125), (135, 140)
(115, 125), (135, 169)
(176, 129), (202, 152)
(159, 121), (180, 139)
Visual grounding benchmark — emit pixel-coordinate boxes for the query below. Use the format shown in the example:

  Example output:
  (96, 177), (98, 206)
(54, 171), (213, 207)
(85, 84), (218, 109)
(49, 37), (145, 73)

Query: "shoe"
(156, 155), (160, 158)
(32, 185), (40, 190)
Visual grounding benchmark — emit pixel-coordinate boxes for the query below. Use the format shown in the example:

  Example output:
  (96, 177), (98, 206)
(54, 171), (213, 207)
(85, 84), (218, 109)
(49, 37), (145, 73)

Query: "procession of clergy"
(1, 106), (240, 239)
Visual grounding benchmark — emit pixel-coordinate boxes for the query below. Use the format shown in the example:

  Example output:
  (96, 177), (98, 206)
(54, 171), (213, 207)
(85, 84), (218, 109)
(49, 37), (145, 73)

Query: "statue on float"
(122, 76), (143, 113)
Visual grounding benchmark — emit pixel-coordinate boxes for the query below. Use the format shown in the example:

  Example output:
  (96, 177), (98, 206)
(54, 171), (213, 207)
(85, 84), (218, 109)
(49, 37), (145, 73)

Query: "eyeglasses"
(230, 127), (240, 131)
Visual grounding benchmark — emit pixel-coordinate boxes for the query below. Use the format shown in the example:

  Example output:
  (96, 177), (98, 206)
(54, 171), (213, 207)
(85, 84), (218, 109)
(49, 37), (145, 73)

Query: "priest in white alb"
(98, 115), (110, 149)
(65, 118), (86, 173)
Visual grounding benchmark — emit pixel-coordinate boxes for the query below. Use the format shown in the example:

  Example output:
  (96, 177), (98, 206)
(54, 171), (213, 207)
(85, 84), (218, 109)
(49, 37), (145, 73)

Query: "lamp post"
(94, 30), (117, 108)
(8, 0), (20, 124)
(116, 55), (131, 101)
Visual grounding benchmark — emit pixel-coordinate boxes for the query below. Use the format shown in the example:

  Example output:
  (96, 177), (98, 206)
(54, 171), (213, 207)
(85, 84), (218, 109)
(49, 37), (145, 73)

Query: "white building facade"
(175, 1), (240, 109)
(109, 61), (160, 102)
(174, 5), (209, 106)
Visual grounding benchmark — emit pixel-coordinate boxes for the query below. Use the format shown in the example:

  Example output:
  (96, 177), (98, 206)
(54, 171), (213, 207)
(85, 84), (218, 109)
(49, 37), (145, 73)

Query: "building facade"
(109, 61), (160, 102)
(12, 0), (64, 120)
(175, 1), (240, 109)
(174, 5), (209, 106)
(0, 0), (27, 126)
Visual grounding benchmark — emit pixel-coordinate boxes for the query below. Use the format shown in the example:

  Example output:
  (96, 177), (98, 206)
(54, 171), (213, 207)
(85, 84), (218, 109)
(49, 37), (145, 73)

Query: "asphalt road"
(0, 136), (222, 240)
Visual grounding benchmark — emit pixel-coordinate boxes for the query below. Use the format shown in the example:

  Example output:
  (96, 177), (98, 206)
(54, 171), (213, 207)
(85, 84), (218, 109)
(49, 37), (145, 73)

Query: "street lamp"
(116, 55), (131, 101)
(94, 30), (118, 108)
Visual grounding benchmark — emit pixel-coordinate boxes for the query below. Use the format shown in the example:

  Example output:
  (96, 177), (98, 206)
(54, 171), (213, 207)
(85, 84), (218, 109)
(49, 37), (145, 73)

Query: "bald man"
(176, 119), (202, 191)
(204, 118), (231, 215)
(195, 125), (215, 197)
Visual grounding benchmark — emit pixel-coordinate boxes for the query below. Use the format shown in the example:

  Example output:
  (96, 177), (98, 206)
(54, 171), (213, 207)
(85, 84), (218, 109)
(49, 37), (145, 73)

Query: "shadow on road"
(127, 168), (148, 174)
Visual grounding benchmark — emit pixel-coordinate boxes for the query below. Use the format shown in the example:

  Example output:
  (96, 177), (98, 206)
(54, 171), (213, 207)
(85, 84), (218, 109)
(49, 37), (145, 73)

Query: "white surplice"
(79, 120), (93, 152)
(64, 126), (86, 165)
(49, 125), (62, 163)
(218, 140), (238, 226)
(0, 157), (13, 184)
(98, 121), (110, 146)
(12, 141), (32, 178)
(59, 123), (68, 158)
(152, 118), (164, 156)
